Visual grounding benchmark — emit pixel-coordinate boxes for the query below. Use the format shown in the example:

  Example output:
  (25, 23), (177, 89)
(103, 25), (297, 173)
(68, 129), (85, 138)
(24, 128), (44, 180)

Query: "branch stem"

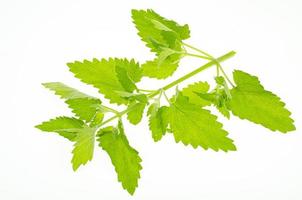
(97, 50), (236, 128)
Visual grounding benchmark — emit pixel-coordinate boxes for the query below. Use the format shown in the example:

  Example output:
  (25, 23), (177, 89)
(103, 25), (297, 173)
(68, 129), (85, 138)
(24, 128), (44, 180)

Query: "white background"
(1, 0), (302, 199)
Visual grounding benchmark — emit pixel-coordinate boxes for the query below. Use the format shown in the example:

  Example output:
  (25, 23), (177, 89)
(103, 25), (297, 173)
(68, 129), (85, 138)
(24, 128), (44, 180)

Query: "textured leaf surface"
(132, 9), (189, 79)
(66, 98), (102, 122)
(67, 58), (142, 104)
(35, 117), (83, 141)
(127, 102), (146, 125)
(182, 81), (211, 106)
(43, 82), (102, 122)
(71, 126), (95, 171)
(169, 92), (236, 151)
(131, 9), (190, 53)
(42, 82), (91, 99)
(147, 103), (170, 142)
(141, 58), (180, 79)
(229, 70), (295, 132)
(97, 122), (142, 195)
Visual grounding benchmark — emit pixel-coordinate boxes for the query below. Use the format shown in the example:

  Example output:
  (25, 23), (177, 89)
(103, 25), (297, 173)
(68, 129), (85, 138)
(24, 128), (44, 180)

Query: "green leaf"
(115, 91), (148, 103)
(67, 58), (142, 105)
(147, 103), (170, 142)
(71, 125), (95, 171)
(115, 65), (137, 92)
(35, 117), (83, 141)
(66, 98), (102, 122)
(182, 81), (211, 106)
(132, 9), (189, 79)
(127, 101), (147, 125)
(131, 9), (190, 54)
(142, 58), (180, 79)
(229, 70), (295, 133)
(169, 92), (236, 151)
(89, 112), (104, 128)
(43, 82), (102, 122)
(42, 82), (91, 99)
(157, 47), (178, 67)
(97, 121), (142, 195)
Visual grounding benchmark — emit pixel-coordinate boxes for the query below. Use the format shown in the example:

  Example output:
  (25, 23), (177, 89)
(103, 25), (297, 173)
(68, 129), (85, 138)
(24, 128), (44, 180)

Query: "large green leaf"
(97, 121), (142, 195)
(229, 70), (295, 133)
(35, 116), (83, 141)
(67, 58), (142, 104)
(169, 92), (236, 152)
(43, 82), (102, 122)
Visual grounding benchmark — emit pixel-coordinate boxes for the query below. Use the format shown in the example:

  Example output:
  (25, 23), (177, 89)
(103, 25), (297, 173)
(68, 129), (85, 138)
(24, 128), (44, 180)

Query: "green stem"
(217, 64), (235, 87)
(184, 53), (212, 61)
(99, 105), (119, 114)
(183, 42), (235, 87)
(138, 88), (156, 93)
(99, 50), (236, 127)
(149, 50), (236, 98)
(183, 42), (214, 58)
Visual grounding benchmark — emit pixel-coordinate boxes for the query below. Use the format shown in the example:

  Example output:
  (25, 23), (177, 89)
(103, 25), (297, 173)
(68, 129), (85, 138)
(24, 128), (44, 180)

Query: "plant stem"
(98, 50), (236, 128)
(138, 88), (156, 92)
(183, 42), (235, 87)
(182, 42), (213, 58)
(217, 64), (235, 87)
(149, 50), (236, 98)
(184, 53), (212, 60)
(99, 105), (119, 114)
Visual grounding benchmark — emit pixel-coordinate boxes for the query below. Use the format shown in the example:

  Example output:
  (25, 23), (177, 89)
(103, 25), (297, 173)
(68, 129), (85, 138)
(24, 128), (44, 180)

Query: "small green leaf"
(116, 65), (137, 92)
(142, 58), (180, 79)
(147, 103), (170, 142)
(229, 70), (295, 133)
(131, 9), (190, 54)
(66, 98), (102, 122)
(43, 82), (102, 122)
(89, 112), (104, 127)
(157, 47), (179, 67)
(35, 117), (83, 141)
(182, 81), (211, 106)
(169, 92), (236, 151)
(97, 121), (142, 195)
(127, 102), (147, 125)
(71, 125), (95, 171)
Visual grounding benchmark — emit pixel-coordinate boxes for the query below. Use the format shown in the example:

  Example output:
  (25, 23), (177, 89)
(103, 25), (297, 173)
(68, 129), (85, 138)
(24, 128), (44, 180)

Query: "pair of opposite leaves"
(36, 9), (295, 195)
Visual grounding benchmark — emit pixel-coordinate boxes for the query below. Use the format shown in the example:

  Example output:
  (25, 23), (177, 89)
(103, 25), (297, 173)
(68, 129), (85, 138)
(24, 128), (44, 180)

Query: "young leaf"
(132, 9), (189, 79)
(35, 116), (83, 141)
(71, 126), (95, 171)
(89, 112), (104, 128)
(115, 65), (137, 92)
(43, 82), (102, 122)
(131, 9), (190, 54)
(141, 58), (180, 79)
(229, 70), (295, 133)
(182, 81), (211, 106)
(97, 121), (142, 195)
(147, 103), (170, 142)
(67, 58), (142, 105)
(127, 101), (147, 125)
(169, 92), (236, 151)
(66, 98), (102, 122)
